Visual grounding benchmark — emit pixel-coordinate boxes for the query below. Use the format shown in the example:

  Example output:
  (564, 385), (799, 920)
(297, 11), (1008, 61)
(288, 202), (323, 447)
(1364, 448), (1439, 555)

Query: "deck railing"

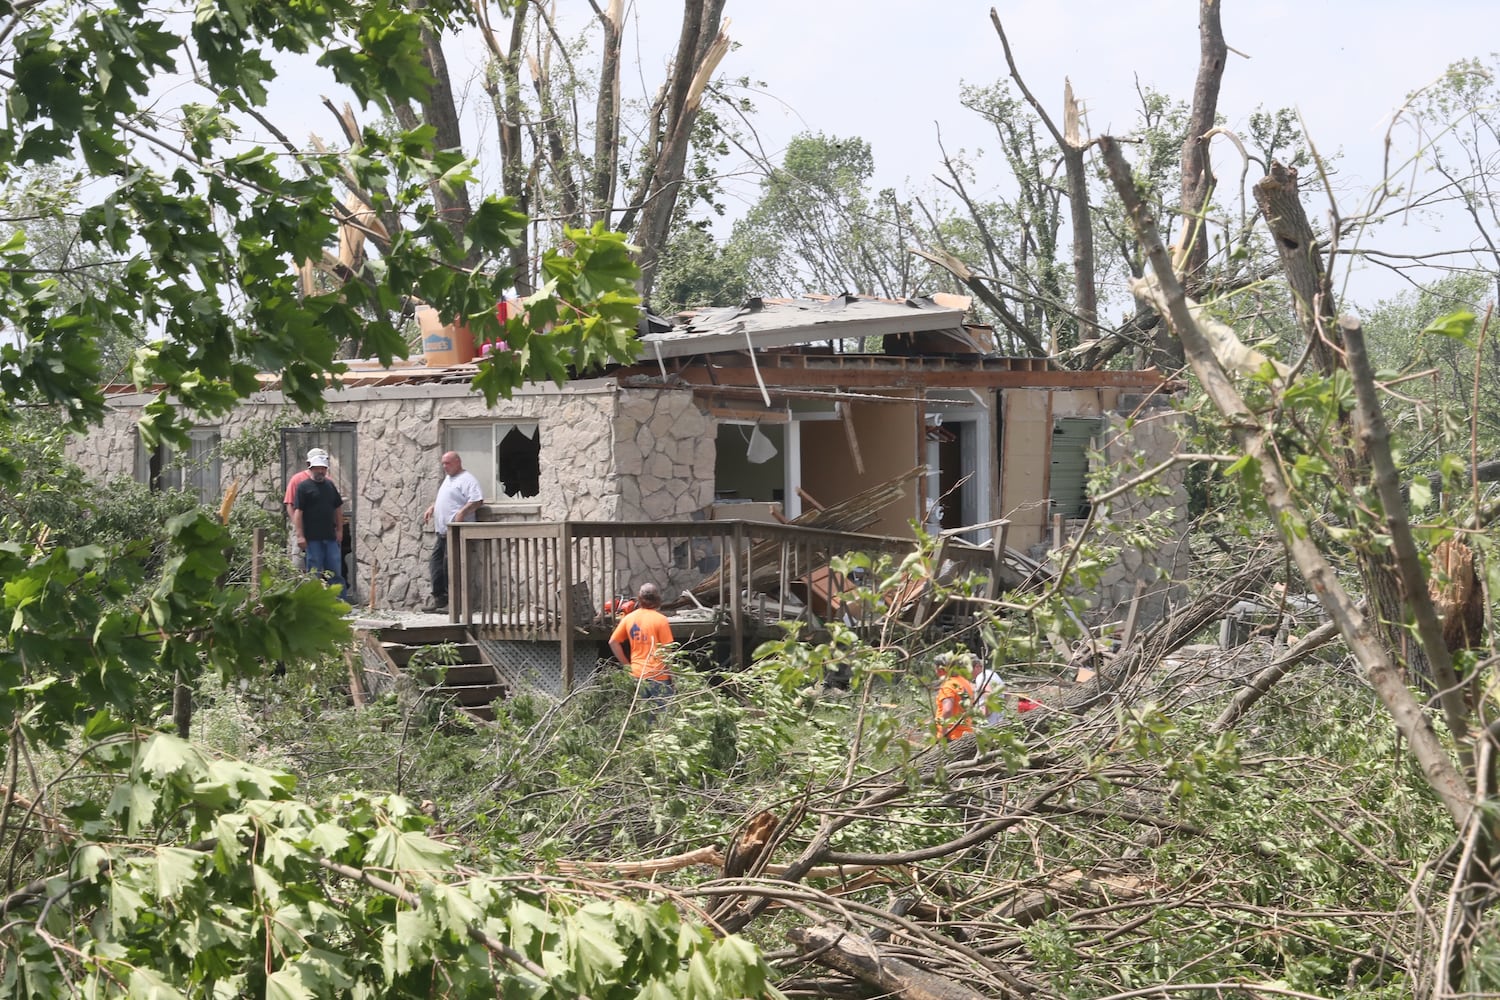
(447, 518), (1007, 690)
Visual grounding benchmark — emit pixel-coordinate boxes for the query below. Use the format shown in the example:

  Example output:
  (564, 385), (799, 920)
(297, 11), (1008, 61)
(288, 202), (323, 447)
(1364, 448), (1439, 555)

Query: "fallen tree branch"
(1210, 613), (1346, 733)
(553, 845), (723, 877)
(787, 923), (993, 1000)
(316, 857), (550, 982)
(1098, 134), (1473, 830)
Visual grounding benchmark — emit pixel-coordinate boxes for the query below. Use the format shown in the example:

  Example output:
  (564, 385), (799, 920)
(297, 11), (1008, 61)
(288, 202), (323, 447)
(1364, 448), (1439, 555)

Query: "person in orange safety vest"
(933, 653), (975, 742)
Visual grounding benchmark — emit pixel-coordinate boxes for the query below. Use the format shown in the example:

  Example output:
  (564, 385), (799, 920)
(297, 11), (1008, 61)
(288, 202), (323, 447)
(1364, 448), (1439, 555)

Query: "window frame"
(134, 426), (222, 505)
(442, 420), (541, 503)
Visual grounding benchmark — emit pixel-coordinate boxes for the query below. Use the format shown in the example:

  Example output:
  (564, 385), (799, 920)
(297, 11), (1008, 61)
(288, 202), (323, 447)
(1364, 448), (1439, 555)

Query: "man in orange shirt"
(933, 654), (975, 742)
(609, 582), (675, 711)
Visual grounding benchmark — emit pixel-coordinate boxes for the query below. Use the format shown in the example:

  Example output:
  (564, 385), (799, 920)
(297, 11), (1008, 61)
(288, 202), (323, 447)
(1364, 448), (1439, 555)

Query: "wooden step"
(361, 624), (510, 719)
(376, 624), (471, 645)
(438, 683), (508, 707)
(426, 663), (499, 687)
(384, 641), (485, 669)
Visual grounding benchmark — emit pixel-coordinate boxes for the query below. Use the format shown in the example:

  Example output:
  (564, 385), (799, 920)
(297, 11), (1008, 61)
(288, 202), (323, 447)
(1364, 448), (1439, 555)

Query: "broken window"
(444, 421), (540, 500)
(497, 424), (540, 497)
(134, 426), (221, 504)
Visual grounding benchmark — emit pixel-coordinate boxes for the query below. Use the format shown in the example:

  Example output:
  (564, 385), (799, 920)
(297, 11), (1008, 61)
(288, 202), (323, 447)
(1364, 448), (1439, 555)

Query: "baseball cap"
(306, 448), (330, 468)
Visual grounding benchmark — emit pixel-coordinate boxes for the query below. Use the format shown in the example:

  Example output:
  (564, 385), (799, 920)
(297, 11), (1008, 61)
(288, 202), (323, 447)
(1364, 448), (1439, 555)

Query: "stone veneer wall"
(65, 378), (718, 610)
(613, 387), (716, 521)
(607, 386), (718, 599)
(1088, 407), (1191, 625)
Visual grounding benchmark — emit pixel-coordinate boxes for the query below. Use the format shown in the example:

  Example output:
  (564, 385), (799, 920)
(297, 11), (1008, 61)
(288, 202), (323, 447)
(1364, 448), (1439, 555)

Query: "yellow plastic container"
(417, 306), (475, 366)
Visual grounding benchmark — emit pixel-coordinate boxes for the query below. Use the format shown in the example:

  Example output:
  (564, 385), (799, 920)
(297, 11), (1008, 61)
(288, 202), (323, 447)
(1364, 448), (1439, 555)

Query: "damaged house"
(67, 294), (1187, 694)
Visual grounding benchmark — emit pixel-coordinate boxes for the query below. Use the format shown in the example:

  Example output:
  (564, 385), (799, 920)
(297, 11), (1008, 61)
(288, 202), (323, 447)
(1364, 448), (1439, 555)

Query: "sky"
(701, 0), (1499, 306)
(258, 0), (1500, 308)
(711, 1), (1486, 186)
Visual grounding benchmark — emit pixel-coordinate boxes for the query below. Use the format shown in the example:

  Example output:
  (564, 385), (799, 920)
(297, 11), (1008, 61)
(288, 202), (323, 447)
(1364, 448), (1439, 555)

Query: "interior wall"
(799, 400), (918, 536)
(1000, 391), (1051, 550)
(1001, 388), (1107, 550)
(714, 422), (786, 503)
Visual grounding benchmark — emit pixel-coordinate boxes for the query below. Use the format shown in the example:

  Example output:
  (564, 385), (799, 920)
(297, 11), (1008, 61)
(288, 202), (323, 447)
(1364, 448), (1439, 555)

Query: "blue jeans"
(636, 677), (675, 717)
(305, 539), (346, 600)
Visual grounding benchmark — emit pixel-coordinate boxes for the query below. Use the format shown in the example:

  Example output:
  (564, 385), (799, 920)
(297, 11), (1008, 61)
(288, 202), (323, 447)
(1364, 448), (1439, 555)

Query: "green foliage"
(0, 731), (772, 998)
(0, 0), (774, 993)
(725, 132), (931, 301)
(473, 224), (644, 403)
(652, 223), (749, 312)
(1366, 275), (1496, 466)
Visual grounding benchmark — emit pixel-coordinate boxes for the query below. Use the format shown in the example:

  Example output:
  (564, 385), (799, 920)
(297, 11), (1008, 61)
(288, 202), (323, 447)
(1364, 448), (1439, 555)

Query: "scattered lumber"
(691, 466), (925, 601)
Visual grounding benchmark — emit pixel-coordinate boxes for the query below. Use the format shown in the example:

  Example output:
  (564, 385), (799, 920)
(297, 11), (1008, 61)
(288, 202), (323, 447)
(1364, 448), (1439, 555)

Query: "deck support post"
(448, 527), (461, 624)
(730, 521), (745, 669)
(560, 520), (576, 694)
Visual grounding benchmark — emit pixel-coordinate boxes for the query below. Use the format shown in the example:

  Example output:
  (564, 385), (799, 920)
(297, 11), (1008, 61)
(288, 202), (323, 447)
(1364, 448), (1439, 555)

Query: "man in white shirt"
(971, 655), (1007, 727)
(420, 451), (484, 613)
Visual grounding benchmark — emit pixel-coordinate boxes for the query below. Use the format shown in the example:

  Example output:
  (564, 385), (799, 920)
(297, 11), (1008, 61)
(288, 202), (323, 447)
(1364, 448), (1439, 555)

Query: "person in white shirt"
(971, 655), (1007, 727)
(420, 451), (484, 613)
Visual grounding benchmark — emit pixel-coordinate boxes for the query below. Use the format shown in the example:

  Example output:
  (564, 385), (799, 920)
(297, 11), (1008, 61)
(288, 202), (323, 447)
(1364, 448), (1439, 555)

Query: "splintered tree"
(386, 0), (732, 305)
(1090, 72), (1500, 990)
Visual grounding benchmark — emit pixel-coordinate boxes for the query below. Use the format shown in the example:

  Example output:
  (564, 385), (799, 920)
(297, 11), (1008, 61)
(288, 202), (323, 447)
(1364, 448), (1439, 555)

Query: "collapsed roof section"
(623, 293), (1172, 397)
(638, 293), (986, 361)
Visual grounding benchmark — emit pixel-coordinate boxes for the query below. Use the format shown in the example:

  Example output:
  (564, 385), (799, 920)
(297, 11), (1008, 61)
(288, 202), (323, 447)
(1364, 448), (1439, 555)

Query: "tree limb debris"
(1099, 134), (1475, 829)
(788, 923), (993, 1000)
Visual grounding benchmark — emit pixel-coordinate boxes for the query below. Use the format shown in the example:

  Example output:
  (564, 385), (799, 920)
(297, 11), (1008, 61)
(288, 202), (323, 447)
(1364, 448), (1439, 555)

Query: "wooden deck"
(445, 518), (1010, 691)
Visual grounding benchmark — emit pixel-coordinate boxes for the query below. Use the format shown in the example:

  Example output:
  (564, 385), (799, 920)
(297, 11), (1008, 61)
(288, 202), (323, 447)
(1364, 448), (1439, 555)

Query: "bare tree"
(987, 9), (1098, 348)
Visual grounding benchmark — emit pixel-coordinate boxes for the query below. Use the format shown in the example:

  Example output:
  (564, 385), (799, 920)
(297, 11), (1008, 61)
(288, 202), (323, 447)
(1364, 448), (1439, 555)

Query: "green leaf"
(1439, 452), (1468, 481)
(109, 878), (148, 935)
(126, 967), (189, 999)
(364, 826), (455, 871)
(686, 950), (716, 998)
(154, 846), (203, 899)
(1408, 478), (1432, 513)
(569, 905), (627, 983)
(265, 967), (317, 1000)
(140, 731), (207, 780)
(1421, 309), (1477, 341)
(391, 907), (440, 975)
(110, 777), (160, 833)
(432, 882), (483, 935)
(307, 821), (352, 858)
(73, 843), (110, 882)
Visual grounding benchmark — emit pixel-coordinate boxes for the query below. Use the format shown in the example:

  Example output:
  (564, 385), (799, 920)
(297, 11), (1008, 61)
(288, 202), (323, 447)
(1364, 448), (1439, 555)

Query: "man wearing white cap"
(291, 448), (346, 599)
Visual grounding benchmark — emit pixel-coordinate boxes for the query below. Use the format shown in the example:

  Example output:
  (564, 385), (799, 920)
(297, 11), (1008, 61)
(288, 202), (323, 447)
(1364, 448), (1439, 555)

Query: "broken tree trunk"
(988, 11), (1098, 350)
(1177, 0), (1226, 291)
(786, 924), (990, 1000)
(1253, 162), (1426, 689)
(1100, 133), (1474, 830)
